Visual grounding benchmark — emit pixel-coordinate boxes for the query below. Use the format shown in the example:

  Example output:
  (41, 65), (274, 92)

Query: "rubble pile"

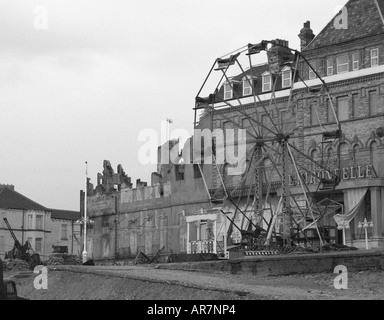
(45, 253), (82, 266)
(2, 259), (30, 271)
(280, 244), (359, 254)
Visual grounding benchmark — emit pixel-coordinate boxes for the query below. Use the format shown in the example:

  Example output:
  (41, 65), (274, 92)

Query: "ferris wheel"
(194, 39), (344, 252)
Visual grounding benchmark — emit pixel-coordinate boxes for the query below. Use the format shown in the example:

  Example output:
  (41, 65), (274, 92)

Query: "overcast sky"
(0, 0), (345, 211)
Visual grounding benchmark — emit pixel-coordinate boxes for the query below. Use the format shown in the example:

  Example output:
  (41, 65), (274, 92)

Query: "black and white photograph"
(1, 0), (384, 309)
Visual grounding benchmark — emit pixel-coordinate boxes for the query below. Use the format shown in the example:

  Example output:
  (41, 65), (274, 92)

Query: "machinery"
(3, 218), (42, 270)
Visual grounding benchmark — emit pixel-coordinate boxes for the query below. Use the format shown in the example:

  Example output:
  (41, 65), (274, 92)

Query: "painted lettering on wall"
(121, 183), (172, 204)
(289, 165), (374, 186)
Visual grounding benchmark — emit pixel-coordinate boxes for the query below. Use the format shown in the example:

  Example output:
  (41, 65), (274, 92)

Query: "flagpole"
(82, 161), (88, 263)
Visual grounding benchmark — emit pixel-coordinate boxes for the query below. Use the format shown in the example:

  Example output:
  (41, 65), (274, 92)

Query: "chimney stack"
(299, 21), (315, 51)
(0, 184), (15, 191)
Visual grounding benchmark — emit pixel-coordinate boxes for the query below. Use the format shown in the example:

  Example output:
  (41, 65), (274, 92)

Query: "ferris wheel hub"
(275, 133), (290, 143)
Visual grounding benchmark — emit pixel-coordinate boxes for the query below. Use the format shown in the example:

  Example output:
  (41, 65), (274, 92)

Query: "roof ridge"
(0, 187), (48, 211)
(305, 0), (384, 51)
(49, 208), (80, 213)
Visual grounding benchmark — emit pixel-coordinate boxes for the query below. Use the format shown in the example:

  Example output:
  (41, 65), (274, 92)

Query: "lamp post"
(81, 161), (92, 263)
(358, 218), (373, 250)
(337, 223), (350, 246)
(76, 217), (94, 262)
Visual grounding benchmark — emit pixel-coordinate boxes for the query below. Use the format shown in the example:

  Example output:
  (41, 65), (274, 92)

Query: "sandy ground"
(5, 265), (384, 300)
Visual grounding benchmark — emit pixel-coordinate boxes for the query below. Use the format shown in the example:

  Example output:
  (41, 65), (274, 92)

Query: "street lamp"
(358, 218), (373, 250)
(80, 161), (95, 263)
(76, 217), (94, 262)
(337, 223), (350, 246)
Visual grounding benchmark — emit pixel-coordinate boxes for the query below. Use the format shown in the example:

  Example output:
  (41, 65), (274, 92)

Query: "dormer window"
(242, 76), (254, 96)
(262, 72), (271, 92)
(224, 81), (233, 100)
(281, 67), (292, 88)
(371, 49), (379, 67)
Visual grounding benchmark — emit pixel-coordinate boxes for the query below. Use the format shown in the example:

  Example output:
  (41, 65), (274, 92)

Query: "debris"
(2, 259), (30, 272)
(133, 252), (151, 265)
(45, 253), (82, 266)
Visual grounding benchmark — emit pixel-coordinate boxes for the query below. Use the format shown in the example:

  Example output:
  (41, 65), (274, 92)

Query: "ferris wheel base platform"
(157, 249), (384, 277)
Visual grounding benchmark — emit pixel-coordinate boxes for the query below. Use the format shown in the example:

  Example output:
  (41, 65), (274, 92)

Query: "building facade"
(198, 0), (384, 249)
(0, 185), (81, 259)
(86, 0), (384, 261)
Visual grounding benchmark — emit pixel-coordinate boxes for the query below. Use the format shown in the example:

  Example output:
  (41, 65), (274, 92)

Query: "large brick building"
(195, 0), (384, 249)
(86, 0), (384, 261)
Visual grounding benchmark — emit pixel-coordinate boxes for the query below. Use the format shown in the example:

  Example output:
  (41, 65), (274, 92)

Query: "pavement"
(8, 263), (383, 300)
(6, 250), (384, 300)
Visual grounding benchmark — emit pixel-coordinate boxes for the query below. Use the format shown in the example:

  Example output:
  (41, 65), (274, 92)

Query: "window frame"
(35, 238), (43, 253)
(369, 90), (379, 116)
(224, 81), (233, 100)
(242, 76), (253, 96)
(337, 55), (349, 74)
(262, 72), (271, 92)
(28, 214), (33, 229)
(371, 48), (379, 67)
(326, 99), (336, 124)
(310, 99), (320, 126)
(36, 215), (43, 230)
(281, 67), (292, 88)
(351, 93), (359, 119)
(352, 53), (359, 71)
(61, 224), (68, 240)
(336, 96), (349, 122)
(327, 59), (333, 76)
(308, 68), (316, 80)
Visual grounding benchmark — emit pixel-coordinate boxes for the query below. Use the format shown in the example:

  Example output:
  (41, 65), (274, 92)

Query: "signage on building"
(120, 183), (171, 204)
(289, 164), (374, 187)
(88, 194), (115, 217)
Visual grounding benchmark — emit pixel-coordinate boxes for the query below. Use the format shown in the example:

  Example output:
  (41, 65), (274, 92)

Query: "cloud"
(0, 0), (134, 58)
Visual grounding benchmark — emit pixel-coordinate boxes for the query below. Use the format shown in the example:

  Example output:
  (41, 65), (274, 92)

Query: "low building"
(0, 185), (81, 259)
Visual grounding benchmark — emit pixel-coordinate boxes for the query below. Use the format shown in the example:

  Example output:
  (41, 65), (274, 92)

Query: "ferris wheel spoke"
(209, 105), (259, 141)
(213, 98), (279, 138)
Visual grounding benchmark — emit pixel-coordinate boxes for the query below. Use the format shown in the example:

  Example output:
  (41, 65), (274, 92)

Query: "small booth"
(186, 209), (228, 258)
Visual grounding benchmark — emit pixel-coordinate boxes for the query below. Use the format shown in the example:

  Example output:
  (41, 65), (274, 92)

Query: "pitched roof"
(50, 209), (81, 221)
(0, 187), (80, 221)
(212, 63), (288, 102)
(306, 0), (384, 51)
(0, 187), (47, 211)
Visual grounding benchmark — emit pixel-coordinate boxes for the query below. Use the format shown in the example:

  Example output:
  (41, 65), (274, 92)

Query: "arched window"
(310, 149), (319, 170)
(326, 147), (335, 167)
(370, 141), (379, 171)
(339, 143), (349, 158)
(352, 144), (360, 164)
